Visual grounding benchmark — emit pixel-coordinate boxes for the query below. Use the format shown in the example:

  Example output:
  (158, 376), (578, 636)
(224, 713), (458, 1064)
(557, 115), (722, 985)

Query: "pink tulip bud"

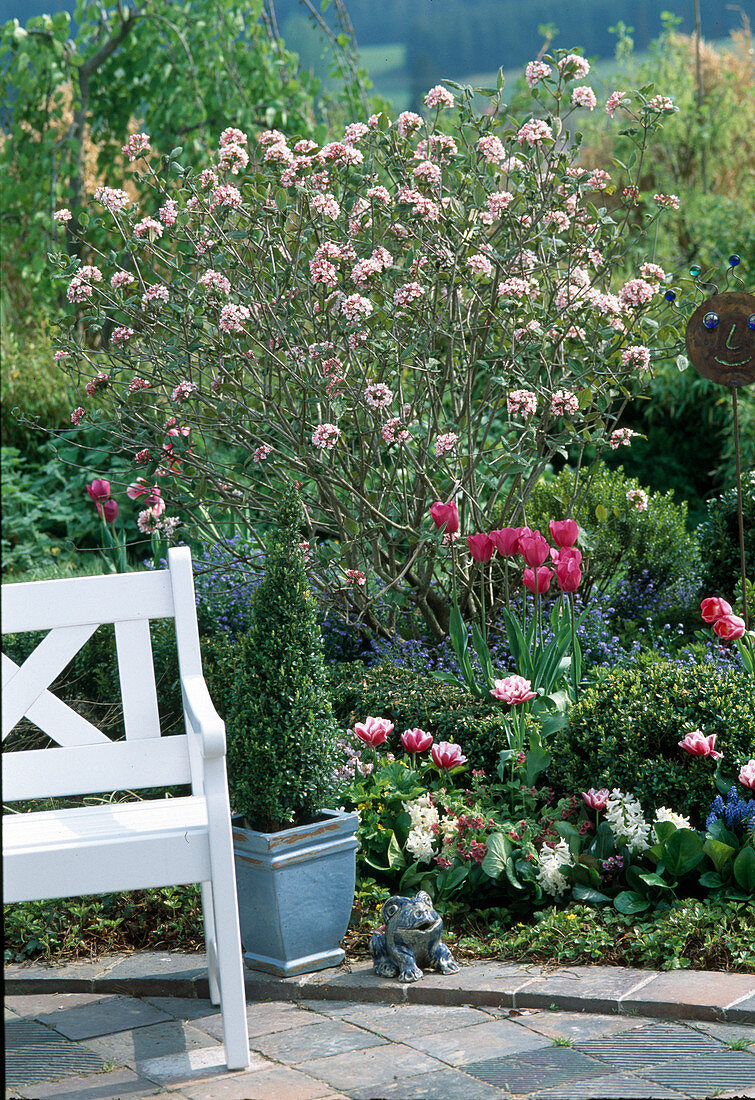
(713, 614), (746, 640)
(700, 596), (733, 623)
(431, 741), (467, 770)
(489, 527), (520, 556)
(490, 675), (536, 705)
(86, 478), (111, 503)
(353, 716), (394, 748)
(429, 500), (460, 535)
(582, 788), (610, 810)
(549, 518), (579, 548)
(523, 567), (553, 595)
(738, 760), (755, 789)
(519, 531), (551, 567)
(467, 532), (495, 562)
(97, 498), (119, 524)
(401, 727), (433, 754)
(678, 730), (723, 760)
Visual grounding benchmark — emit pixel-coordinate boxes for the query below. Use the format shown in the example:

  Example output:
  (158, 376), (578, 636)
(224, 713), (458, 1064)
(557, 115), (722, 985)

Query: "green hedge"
(549, 659), (755, 825)
(330, 660), (530, 772)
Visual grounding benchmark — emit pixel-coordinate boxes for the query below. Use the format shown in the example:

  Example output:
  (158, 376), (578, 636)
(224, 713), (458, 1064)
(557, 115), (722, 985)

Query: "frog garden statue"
(370, 890), (460, 982)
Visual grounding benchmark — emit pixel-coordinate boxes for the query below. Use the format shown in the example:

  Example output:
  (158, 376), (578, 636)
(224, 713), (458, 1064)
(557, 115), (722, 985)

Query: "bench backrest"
(2, 548), (200, 803)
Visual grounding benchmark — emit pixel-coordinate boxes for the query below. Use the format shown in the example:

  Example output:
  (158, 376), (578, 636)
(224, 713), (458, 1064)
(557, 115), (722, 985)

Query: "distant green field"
(358, 42), (407, 74)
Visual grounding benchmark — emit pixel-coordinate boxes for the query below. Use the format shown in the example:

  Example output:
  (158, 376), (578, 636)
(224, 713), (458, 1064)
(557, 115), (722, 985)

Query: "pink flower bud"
(353, 716), (394, 747)
(467, 532), (495, 562)
(401, 727), (433, 754)
(700, 597), (733, 623)
(713, 614), (745, 640)
(429, 500), (460, 535)
(431, 741), (467, 770)
(582, 788), (610, 810)
(678, 730), (723, 760)
(490, 675), (536, 705)
(549, 518), (579, 548)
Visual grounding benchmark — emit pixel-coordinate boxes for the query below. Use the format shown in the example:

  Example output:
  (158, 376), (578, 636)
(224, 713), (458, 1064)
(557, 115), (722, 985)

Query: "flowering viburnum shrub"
(53, 54), (682, 636)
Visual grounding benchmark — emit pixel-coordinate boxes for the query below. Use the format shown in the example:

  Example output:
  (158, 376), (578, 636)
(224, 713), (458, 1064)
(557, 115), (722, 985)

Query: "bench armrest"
(181, 676), (226, 760)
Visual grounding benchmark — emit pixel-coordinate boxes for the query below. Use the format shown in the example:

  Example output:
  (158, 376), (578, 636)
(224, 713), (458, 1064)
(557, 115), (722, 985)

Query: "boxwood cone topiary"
(549, 659), (755, 825)
(205, 483), (338, 832)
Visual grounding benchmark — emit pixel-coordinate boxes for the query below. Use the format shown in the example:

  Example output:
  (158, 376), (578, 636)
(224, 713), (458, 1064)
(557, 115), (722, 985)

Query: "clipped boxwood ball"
(549, 659), (755, 825)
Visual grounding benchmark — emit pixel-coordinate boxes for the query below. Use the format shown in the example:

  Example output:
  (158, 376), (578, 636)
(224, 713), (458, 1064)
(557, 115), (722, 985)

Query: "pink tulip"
(489, 527), (520, 556)
(431, 741), (467, 770)
(678, 730), (723, 760)
(97, 498), (119, 524)
(490, 674), (536, 705)
(523, 567), (553, 595)
(700, 597), (733, 623)
(353, 716), (394, 748)
(519, 531), (551, 567)
(430, 500), (460, 535)
(549, 518), (579, 548)
(467, 533), (495, 562)
(582, 788), (610, 810)
(738, 760), (755, 790)
(86, 478), (111, 503)
(401, 727), (433, 754)
(713, 614), (746, 640)
(556, 557), (582, 593)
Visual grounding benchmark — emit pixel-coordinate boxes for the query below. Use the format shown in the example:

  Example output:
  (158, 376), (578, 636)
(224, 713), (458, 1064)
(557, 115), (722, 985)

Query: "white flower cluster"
(605, 789), (651, 853)
(652, 806), (692, 842)
(403, 794), (439, 863)
(536, 839), (573, 896)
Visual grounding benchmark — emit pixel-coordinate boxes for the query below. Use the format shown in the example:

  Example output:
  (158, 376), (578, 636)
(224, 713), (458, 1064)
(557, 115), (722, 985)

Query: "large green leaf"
(386, 831), (407, 870)
(732, 846), (755, 894)
(480, 832), (510, 880)
(703, 838), (737, 874)
(614, 890), (651, 914)
(572, 883), (611, 904)
(662, 829), (705, 877)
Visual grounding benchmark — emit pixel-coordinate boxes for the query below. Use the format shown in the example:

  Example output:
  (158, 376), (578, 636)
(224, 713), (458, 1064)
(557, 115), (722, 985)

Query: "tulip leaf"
(386, 831), (407, 870)
(525, 740), (551, 786)
(471, 622), (494, 686)
(732, 846), (755, 894)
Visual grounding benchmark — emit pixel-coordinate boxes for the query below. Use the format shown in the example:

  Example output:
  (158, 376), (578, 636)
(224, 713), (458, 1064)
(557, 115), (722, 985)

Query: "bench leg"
(205, 874), (250, 1070)
(200, 880), (221, 1005)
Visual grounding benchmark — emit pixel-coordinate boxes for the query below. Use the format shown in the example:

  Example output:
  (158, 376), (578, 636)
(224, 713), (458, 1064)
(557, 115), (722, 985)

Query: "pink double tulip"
(353, 716), (394, 748)
(582, 788), (610, 810)
(430, 500), (460, 535)
(401, 727), (433, 754)
(678, 730), (723, 760)
(713, 614), (746, 640)
(431, 741), (467, 770)
(523, 567), (553, 595)
(549, 518), (579, 548)
(700, 596), (733, 623)
(467, 533), (495, 562)
(489, 527), (520, 557)
(490, 674), (536, 705)
(739, 760), (755, 790)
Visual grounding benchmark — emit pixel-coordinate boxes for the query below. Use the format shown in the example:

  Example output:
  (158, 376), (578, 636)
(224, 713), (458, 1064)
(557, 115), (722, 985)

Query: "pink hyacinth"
(491, 675), (536, 705)
(431, 741), (467, 770)
(678, 730), (723, 760)
(401, 728), (433, 754)
(353, 716), (394, 747)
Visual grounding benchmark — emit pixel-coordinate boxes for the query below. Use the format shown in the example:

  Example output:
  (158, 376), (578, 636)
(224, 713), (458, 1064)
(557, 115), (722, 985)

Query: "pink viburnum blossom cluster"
(122, 132), (151, 161)
(424, 85), (455, 108)
(312, 423), (341, 450)
(551, 390), (579, 417)
(626, 488), (648, 511)
(253, 444), (272, 463)
(434, 432), (458, 456)
(571, 86), (597, 110)
(525, 60), (551, 86)
(507, 390), (537, 418)
(610, 428), (638, 449)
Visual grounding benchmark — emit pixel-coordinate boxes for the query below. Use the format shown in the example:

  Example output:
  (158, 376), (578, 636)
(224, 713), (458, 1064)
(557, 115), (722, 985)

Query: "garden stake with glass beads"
(684, 258), (755, 630)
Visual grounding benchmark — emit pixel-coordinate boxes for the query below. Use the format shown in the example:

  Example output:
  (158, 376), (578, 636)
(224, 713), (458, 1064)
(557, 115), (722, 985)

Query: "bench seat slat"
(4, 796), (210, 903)
(2, 735), (193, 802)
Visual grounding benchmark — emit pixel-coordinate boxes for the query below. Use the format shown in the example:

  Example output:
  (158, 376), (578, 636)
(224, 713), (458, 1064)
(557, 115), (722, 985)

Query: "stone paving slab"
(81, 1018), (222, 1069)
(249, 1017), (388, 1066)
(9, 951), (754, 1024)
(295, 1041), (450, 1091)
(464, 1046), (613, 1092)
(313, 1002), (496, 1040)
(176, 1065), (349, 1099)
(517, 1009), (657, 1041)
(531, 1071), (687, 1098)
(7, 991), (173, 1040)
(400, 1016), (551, 1066)
(641, 1047), (755, 1097)
(347, 1066), (509, 1099)
(12, 1066), (165, 1099)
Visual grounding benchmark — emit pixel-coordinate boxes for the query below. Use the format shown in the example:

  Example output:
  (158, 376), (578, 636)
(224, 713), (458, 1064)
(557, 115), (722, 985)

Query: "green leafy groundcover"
(6, 892), (753, 974)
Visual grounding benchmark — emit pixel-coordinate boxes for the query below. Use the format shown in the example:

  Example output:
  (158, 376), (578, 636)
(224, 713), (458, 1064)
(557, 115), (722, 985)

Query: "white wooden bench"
(2, 547), (250, 1070)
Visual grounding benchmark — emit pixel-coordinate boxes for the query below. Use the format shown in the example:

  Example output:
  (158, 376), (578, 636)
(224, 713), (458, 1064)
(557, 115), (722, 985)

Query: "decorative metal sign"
(685, 291), (755, 388)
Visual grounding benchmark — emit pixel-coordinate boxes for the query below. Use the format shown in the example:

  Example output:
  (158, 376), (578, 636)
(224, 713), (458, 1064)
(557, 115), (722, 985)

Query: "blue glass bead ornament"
(729, 255), (740, 266)
(664, 290), (676, 302)
(703, 312), (719, 329)
(689, 264), (702, 277)
(749, 314), (755, 330)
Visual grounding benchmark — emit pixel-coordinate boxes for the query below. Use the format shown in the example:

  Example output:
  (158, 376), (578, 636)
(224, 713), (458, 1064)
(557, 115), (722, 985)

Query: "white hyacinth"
(536, 838), (573, 896)
(403, 794), (439, 864)
(652, 807), (692, 842)
(605, 789), (651, 853)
